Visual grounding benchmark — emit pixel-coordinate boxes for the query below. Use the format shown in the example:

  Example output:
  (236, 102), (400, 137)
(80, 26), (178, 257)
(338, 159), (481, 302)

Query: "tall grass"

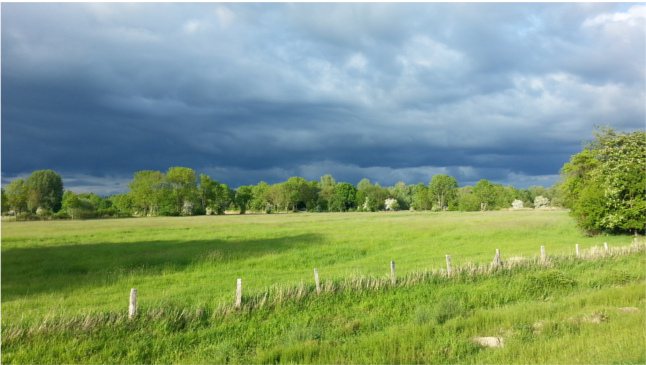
(2, 211), (644, 363)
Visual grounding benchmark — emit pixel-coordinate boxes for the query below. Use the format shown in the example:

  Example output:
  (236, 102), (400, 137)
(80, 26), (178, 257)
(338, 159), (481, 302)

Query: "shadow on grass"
(1, 233), (323, 300)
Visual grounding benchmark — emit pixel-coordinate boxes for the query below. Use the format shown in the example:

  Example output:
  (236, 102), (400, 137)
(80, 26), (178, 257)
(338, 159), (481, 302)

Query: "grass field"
(2, 210), (645, 363)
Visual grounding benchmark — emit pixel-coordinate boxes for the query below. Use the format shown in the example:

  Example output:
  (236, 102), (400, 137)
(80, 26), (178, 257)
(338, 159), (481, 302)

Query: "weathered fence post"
(540, 245), (546, 263)
(445, 255), (452, 277)
(390, 260), (396, 285)
(314, 268), (321, 294)
(492, 249), (502, 268)
(235, 278), (242, 309)
(575, 244), (580, 258)
(128, 288), (137, 319)
(604, 242), (609, 253)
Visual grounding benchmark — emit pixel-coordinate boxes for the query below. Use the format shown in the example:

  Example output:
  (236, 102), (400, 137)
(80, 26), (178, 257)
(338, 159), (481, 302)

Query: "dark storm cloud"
(2, 3), (644, 192)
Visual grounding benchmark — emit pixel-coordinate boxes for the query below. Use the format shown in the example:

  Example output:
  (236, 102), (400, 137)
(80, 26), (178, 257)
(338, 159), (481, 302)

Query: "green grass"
(2, 210), (645, 363)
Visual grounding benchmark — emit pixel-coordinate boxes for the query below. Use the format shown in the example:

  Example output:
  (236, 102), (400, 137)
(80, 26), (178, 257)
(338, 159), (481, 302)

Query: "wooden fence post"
(314, 268), (321, 294)
(235, 278), (242, 309)
(445, 255), (452, 277)
(390, 260), (396, 285)
(129, 288), (137, 319)
(492, 249), (502, 268)
(540, 245), (546, 262)
(575, 244), (580, 258)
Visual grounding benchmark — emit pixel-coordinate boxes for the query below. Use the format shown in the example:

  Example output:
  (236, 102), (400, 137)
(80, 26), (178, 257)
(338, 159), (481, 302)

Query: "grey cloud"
(2, 3), (644, 192)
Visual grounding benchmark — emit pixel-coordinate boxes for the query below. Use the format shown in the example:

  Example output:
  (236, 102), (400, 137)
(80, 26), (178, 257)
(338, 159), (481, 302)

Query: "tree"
(457, 186), (481, 211)
(25, 170), (64, 212)
(329, 182), (356, 212)
(213, 183), (233, 214)
(560, 128), (646, 234)
(317, 174), (336, 211)
(428, 175), (458, 211)
(411, 183), (431, 211)
(235, 185), (253, 214)
(250, 181), (271, 212)
(355, 179), (388, 211)
(472, 179), (498, 211)
(110, 193), (134, 216)
(266, 183), (286, 212)
(198, 174), (232, 215)
(284, 177), (318, 211)
(61, 191), (99, 219)
(5, 178), (28, 215)
(1, 188), (8, 215)
(129, 170), (167, 216)
(167, 167), (198, 215)
(389, 181), (412, 210)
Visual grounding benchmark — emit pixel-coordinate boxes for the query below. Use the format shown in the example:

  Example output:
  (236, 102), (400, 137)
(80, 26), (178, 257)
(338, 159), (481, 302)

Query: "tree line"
(2, 168), (559, 220)
(2, 129), (642, 235)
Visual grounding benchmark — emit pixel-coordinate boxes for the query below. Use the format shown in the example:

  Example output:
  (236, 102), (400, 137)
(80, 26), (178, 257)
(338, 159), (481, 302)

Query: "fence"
(126, 239), (645, 319)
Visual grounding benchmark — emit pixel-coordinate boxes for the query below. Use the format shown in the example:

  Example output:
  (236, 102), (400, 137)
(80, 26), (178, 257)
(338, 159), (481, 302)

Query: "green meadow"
(2, 210), (645, 363)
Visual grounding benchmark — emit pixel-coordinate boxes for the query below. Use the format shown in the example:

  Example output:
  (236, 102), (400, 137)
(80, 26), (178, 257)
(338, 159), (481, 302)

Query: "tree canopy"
(560, 129), (646, 234)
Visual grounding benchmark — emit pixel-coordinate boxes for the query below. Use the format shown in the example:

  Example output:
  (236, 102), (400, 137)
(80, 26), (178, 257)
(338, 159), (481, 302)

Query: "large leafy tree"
(25, 169), (64, 212)
(5, 178), (28, 214)
(284, 177), (318, 211)
(561, 129), (646, 234)
(198, 174), (232, 215)
(428, 175), (458, 211)
(457, 186), (481, 211)
(167, 167), (198, 215)
(472, 179), (498, 211)
(129, 170), (167, 216)
(411, 183), (431, 211)
(317, 174), (336, 211)
(330, 182), (357, 212)
(250, 181), (271, 212)
(234, 185), (254, 214)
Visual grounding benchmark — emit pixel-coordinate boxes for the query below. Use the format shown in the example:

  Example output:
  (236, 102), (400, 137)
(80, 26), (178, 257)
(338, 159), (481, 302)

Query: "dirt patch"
(472, 336), (504, 348)
(617, 307), (640, 313)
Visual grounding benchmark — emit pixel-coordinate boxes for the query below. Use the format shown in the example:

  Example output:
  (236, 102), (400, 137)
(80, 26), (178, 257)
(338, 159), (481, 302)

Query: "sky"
(2, 3), (645, 195)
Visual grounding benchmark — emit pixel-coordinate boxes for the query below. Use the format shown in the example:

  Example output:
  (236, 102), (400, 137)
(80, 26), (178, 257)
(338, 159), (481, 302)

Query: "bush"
(560, 129), (646, 234)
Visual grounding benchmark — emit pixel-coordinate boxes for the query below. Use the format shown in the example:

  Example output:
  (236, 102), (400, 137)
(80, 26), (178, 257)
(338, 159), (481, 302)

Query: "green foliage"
(472, 179), (497, 211)
(411, 183), (431, 211)
(109, 194), (134, 216)
(234, 186), (253, 214)
(129, 170), (168, 216)
(560, 129), (646, 234)
(5, 178), (28, 215)
(429, 175), (458, 211)
(329, 182), (356, 212)
(283, 177), (319, 211)
(317, 175), (336, 211)
(389, 181), (412, 210)
(166, 167), (198, 216)
(198, 174), (232, 215)
(457, 187), (480, 211)
(250, 181), (271, 212)
(25, 170), (64, 213)
(355, 179), (388, 211)
(1, 188), (7, 214)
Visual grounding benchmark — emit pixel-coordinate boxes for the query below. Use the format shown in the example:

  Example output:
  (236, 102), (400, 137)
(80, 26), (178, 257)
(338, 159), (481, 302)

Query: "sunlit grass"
(2, 210), (644, 363)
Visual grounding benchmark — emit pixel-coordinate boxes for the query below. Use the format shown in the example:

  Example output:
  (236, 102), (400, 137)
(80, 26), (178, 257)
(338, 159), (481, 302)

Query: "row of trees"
(2, 129), (641, 235)
(2, 167), (559, 220)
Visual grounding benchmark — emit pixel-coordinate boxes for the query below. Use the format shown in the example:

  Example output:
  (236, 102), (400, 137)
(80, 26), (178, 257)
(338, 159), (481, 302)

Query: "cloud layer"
(2, 3), (644, 194)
